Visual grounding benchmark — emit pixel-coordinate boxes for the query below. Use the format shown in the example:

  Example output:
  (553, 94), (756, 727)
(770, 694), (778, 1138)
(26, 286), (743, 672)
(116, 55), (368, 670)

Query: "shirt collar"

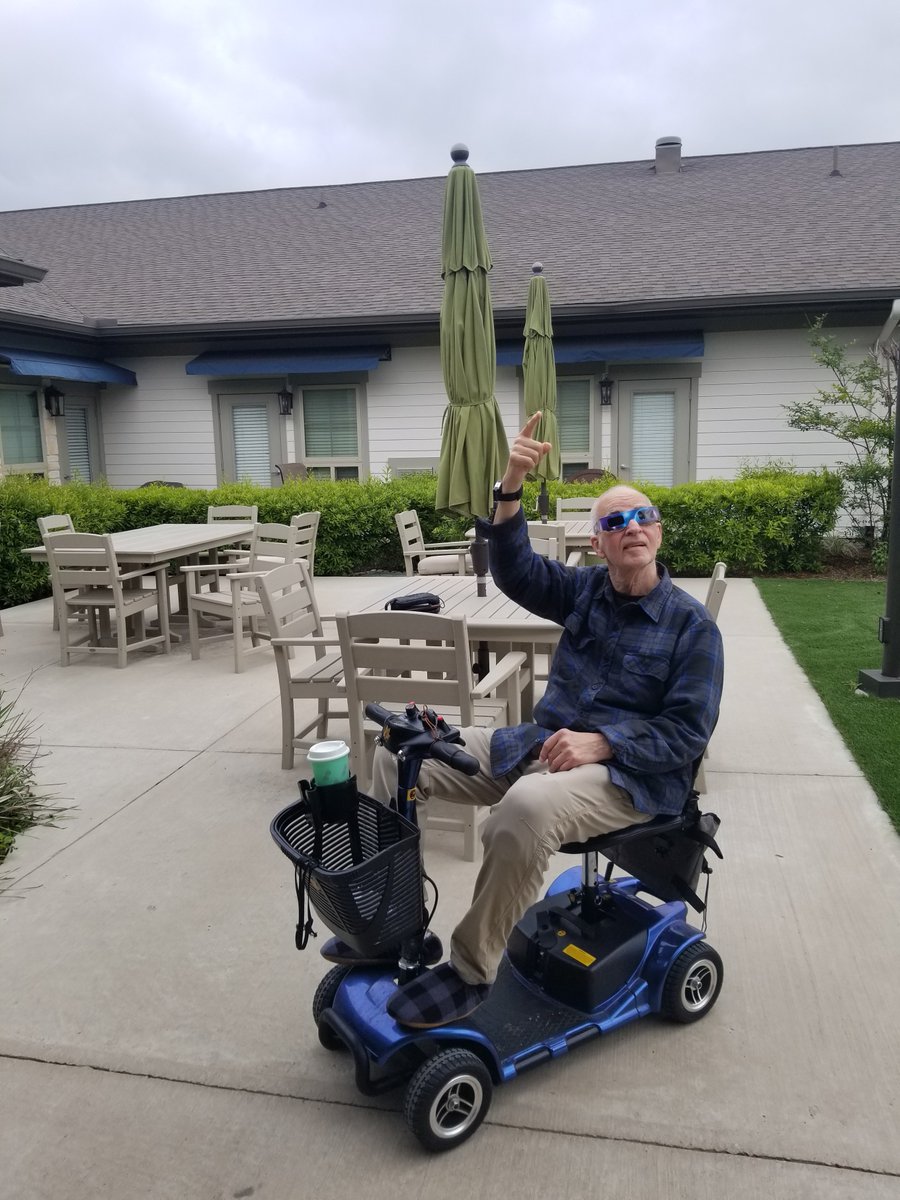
(599, 562), (671, 623)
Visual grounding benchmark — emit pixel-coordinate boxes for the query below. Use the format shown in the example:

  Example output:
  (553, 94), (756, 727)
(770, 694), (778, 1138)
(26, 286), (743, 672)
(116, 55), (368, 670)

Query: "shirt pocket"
(620, 652), (670, 708)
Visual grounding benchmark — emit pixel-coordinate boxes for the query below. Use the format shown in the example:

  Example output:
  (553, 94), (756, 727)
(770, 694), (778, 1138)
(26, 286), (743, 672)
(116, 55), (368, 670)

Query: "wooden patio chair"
(44, 532), (170, 668)
(38, 514), (75, 630)
(694, 561), (728, 792)
(181, 522), (299, 672)
(335, 609), (526, 860)
(395, 509), (471, 576)
(555, 496), (598, 522)
(255, 560), (347, 768)
(526, 520), (584, 567)
(274, 463), (307, 483)
(201, 505), (259, 589)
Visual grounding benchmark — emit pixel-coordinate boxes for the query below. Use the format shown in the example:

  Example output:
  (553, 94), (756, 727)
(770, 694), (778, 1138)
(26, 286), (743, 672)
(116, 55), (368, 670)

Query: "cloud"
(2, 0), (898, 210)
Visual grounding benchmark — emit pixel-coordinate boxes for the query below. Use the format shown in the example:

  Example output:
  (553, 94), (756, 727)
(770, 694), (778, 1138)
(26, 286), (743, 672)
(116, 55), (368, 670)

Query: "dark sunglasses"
(595, 505), (661, 533)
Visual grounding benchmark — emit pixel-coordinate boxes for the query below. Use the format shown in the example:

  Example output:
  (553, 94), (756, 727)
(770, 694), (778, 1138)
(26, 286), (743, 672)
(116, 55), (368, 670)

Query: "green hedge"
(0, 470), (842, 609)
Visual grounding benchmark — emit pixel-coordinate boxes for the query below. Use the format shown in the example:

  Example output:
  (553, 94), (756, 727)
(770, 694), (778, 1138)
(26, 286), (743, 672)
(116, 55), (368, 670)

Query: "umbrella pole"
(469, 533), (491, 679)
(538, 481), (549, 523)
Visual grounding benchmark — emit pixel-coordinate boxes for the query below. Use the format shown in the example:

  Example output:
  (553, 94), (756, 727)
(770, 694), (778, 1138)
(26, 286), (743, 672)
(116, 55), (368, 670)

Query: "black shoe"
(387, 962), (491, 1029)
(320, 930), (443, 968)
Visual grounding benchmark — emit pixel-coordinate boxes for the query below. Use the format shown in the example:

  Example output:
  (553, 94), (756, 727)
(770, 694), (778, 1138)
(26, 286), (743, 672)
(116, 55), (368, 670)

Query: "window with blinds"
(0, 389), (43, 466)
(232, 405), (272, 485)
(65, 407), (93, 481)
(556, 378), (591, 475)
(631, 391), (675, 487)
(302, 387), (359, 480)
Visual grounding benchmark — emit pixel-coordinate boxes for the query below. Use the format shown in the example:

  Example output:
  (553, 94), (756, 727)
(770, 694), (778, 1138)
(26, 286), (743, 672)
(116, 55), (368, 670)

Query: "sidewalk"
(1, 577), (898, 1199)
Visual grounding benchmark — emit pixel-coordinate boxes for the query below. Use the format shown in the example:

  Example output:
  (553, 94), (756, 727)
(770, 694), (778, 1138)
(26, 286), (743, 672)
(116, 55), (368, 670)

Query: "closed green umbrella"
(522, 262), (561, 520)
(436, 144), (509, 521)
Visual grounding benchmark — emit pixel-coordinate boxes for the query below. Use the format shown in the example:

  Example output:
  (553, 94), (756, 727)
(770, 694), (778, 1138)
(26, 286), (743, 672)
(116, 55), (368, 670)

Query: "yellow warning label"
(562, 943), (597, 967)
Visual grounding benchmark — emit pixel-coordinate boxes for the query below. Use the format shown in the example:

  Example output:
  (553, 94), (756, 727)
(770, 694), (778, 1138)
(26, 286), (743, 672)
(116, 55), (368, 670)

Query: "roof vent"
(655, 136), (682, 175)
(829, 146), (843, 177)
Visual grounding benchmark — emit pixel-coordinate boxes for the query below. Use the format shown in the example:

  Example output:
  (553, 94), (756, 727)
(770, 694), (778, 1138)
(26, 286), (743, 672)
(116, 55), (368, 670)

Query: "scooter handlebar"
(428, 738), (480, 777)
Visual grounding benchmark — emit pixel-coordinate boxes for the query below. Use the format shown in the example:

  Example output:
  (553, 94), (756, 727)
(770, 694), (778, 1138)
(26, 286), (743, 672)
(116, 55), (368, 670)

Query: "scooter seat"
(560, 811), (688, 856)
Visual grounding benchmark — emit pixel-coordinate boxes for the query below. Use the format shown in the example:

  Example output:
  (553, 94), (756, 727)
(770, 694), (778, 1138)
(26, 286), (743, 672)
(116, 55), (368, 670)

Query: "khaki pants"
(370, 727), (651, 986)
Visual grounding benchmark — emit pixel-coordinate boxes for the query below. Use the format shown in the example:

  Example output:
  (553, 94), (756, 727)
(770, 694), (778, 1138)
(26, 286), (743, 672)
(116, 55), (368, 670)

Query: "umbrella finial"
(532, 262), (543, 275)
(450, 143), (469, 164)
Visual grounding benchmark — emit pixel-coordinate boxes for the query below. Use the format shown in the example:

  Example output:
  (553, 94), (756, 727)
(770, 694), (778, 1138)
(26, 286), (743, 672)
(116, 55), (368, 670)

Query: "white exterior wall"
(366, 347), (521, 476)
(696, 327), (878, 479)
(93, 326), (879, 488)
(99, 356), (218, 488)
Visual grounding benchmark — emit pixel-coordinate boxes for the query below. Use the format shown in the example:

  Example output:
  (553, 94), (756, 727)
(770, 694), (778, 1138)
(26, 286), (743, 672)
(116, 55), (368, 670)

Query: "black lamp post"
(857, 303), (900, 698)
(277, 386), (294, 417)
(43, 385), (65, 417)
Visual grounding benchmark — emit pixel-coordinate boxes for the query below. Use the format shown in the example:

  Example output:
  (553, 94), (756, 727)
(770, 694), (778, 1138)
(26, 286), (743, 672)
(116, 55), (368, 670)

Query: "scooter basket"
(270, 792), (424, 956)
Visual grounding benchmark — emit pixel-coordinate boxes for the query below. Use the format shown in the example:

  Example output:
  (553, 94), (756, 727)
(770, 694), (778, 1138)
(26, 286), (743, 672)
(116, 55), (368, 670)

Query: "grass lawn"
(755, 578), (899, 832)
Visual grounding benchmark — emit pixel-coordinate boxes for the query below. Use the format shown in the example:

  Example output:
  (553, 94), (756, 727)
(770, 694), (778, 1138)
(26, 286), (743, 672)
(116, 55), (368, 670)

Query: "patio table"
(465, 518), (594, 553)
(23, 522), (255, 641)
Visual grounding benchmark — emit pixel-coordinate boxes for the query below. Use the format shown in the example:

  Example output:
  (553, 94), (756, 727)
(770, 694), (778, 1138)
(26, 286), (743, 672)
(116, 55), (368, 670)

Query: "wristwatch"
(493, 480), (524, 503)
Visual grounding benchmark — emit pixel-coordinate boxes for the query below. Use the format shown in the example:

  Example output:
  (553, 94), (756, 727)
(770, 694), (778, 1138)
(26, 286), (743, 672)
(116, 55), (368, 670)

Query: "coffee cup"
(307, 740), (351, 786)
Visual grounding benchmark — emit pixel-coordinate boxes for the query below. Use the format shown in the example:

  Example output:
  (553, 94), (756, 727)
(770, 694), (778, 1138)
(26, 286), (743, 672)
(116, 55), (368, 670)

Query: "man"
(363, 414), (725, 1028)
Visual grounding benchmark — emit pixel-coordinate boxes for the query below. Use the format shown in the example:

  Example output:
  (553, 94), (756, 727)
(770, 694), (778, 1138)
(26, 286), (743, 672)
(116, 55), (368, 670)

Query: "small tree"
(785, 317), (895, 560)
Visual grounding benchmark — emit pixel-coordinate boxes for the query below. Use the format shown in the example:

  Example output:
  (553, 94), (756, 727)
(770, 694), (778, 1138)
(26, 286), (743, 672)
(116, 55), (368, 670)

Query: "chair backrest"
(275, 463), (307, 483)
(44, 532), (119, 591)
(336, 609), (476, 723)
(38, 513), (75, 540)
(256, 560), (325, 667)
(704, 561), (728, 623)
(395, 510), (425, 574)
(207, 504), (258, 524)
(290, 511), (321, 575)
(526, 521), (568, 562)
(556, 496), (597, 522)
(246, 522), (298, 572)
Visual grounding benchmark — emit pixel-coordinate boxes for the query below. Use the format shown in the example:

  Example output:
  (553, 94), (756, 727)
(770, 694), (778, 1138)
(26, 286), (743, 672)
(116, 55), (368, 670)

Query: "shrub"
(0, 469), (843, 607)
(0, 687), (66, 867)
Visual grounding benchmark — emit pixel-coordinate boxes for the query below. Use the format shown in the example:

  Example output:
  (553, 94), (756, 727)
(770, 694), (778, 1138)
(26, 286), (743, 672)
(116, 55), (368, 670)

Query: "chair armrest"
(423, 540), (471, 550)
(471, 650), (528, 698)
(180, 562), (238, 574)
(226, 569), (270, 581)
(565, 550), (584, 567)
(117, 567), (160, 583)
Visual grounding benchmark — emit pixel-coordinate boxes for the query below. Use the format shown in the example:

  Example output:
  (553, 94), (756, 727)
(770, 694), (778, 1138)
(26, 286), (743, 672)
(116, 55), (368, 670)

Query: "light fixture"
(43, 385), (66, 417)
(277, 386), (294, 416)
(599, 375), (613, 406)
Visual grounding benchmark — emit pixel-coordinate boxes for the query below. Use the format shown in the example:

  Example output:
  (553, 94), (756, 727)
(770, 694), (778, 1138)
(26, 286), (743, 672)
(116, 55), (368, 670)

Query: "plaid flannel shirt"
(475, 509), (724, 816)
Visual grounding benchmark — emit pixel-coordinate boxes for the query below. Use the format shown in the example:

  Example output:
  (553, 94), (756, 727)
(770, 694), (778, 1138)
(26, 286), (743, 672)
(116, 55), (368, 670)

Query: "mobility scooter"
(270, 703), (723, 1152)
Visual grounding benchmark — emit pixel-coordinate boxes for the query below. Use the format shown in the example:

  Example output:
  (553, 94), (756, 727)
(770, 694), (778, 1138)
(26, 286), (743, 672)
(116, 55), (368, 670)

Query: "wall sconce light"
(599, 375), (613, 406)
(43, 385), (66, 417)
(277, 386), (294, 416)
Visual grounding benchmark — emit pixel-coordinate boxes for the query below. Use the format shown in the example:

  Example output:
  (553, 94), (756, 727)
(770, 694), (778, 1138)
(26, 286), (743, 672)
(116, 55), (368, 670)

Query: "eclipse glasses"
(594, 505), (661, 533)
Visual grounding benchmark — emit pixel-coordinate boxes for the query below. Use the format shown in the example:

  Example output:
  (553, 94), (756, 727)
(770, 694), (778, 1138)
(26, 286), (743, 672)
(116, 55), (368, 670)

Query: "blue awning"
(185, 347), (391, 376)
(496, 332), (704, 367)
(0, 347), (137, 385)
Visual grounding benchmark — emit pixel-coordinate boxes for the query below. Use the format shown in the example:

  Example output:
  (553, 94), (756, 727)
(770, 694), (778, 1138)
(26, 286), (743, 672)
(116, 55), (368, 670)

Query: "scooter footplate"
(460, 959), (592, 1061)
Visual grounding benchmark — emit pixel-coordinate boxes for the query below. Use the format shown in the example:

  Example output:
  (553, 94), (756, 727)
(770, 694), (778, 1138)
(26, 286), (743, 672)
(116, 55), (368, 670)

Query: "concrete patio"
(1, 576), (898, 1199)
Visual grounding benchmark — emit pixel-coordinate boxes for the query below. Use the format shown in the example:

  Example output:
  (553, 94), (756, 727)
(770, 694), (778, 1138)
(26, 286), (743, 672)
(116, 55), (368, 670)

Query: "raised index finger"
(520, 411), (542, 439)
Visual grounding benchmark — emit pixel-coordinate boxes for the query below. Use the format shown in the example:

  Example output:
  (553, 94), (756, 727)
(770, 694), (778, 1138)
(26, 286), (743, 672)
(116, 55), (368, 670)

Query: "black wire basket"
(270, 791), (424, 957)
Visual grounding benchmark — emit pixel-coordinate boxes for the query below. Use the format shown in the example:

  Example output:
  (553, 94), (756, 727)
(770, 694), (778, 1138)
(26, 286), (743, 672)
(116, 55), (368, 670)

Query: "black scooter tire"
(312, 965), (352, 1050)
(404, 1048), (492, 1152)
(661, 941), (723, 1023)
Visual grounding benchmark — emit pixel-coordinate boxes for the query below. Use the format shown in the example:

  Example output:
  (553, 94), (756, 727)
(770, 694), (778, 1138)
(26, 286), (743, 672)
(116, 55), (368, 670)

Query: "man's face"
(590, 488), (662, 572)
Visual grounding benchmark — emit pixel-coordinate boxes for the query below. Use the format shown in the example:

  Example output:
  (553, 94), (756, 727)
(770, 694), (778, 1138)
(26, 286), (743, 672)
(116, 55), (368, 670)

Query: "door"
(217, 393), (283, 485)
(616, 378), (692, 487)
(61, 398), (103, 482)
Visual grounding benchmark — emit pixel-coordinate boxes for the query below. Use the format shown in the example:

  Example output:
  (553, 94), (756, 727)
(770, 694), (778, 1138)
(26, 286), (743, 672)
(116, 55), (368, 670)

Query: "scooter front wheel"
(312, 965), (352, 1050)
(404, 1048), (493, 1152)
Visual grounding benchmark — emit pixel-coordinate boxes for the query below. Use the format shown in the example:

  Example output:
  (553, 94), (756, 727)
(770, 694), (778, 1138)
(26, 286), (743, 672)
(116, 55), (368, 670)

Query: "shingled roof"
(1, 141), (898, 334)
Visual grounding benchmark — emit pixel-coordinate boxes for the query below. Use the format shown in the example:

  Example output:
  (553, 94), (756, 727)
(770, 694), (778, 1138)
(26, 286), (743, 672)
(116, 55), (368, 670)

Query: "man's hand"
(503, 411), (553, 491)
(540, 729), (613, 772)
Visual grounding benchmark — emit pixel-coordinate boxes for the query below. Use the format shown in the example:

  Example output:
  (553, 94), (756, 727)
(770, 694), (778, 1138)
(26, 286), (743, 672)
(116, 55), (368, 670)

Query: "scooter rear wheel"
(661, 941), (723, 1022)
(404, 1048), (493, 1152)
(312, 965), (351, 1050)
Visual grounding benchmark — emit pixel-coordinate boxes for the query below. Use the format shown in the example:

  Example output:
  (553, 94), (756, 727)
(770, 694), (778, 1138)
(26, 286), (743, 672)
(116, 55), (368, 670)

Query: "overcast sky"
(4, 0), (899, 212)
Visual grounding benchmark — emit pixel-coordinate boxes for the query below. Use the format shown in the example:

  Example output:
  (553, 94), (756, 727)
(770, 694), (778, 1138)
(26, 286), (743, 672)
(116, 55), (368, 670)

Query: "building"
(1, 137), (898, 489)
